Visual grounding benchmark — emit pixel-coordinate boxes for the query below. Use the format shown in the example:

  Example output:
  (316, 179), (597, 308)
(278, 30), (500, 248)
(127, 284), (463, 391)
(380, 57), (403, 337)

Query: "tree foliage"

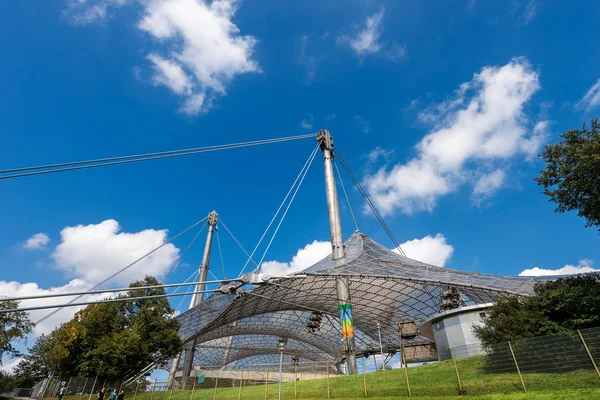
(535, 118), (600, 230)
(20, 276), (181, 381)
(0, 299), (34, 363)
(474, 273), (600, 346)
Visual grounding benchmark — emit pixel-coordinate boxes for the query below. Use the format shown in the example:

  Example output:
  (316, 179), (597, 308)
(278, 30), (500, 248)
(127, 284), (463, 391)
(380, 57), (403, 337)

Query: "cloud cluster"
(299, 35), (316, 85)
(1, 355), (22, 372)
(22, 233), (50, 250)
(261, 232), (454, 277)
(346, 10), (384, 55)
(65, 0), (131, 25)
(577, 78), (600, 111)
(0, 279), (102, 336)
(300, 113), (314, 130)
(261, 240), (331, 277)
(5, 220), (180, 335)
(68, 0), (260, 115)
(339, 9), (405, 61)
(519, 259), (598, 276)
(364, 58), (547, 215)
(52, 219), (179, 285)
(394, 233), (454, 267)
(140, 0), (259, 115)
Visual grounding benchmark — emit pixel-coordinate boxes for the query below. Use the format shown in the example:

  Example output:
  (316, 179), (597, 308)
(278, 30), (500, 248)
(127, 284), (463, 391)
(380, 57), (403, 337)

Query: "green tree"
(0, 299), (34, 364)
(535, 118), (600, 230)
(474, 273), (600, 347)
(25, 276), (182, 380)
(0, 370), (15, 393)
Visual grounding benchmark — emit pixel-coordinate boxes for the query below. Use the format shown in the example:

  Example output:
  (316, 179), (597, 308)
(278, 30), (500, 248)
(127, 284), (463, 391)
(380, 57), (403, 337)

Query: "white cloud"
(384, 43), (407, 62)
(367, 147), (395, 164)
(393, 234), (454, 267)
(522, 0), (539, 24)
(300, 113), (314, 130)
(577, 78), (600, 111)
(1, 355), (22, 372)
(519, 259), (598, 277)
(299, 35), (316, 85)
(355, 115), (371, 134)
(3, 219), (180, 336)
(339, 9), (406, 62)
(472, 169), (506, 205)
(138, 0), (259, 115)
(69, 0), (259, 115)
(64, 0), (126, 25)
(346, 10), (385, 55)
(261, 240), (331, 277)
(0, 279), (104, 336)
(365, 58), (546, 215)
(52, 219), (179, 286)
(22, 233), (50, 250)
(147, 54), (194, 95)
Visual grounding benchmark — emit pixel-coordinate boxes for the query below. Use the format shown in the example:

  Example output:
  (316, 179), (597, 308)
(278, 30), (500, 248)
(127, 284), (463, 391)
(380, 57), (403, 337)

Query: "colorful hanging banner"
(339, 303), (354, 337)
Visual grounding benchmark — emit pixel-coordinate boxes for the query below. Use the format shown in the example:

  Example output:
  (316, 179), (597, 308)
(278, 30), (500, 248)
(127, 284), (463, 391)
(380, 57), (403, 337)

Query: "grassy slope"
(50, 356), (600, 400)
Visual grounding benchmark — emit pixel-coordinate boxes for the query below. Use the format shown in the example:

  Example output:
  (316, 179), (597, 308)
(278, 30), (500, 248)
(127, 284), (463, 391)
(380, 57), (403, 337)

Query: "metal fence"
(30, 326), (600, 399)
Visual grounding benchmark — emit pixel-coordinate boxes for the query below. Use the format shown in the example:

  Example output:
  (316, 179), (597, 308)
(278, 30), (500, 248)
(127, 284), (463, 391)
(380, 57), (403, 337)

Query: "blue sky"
(2, 0), (600, 369)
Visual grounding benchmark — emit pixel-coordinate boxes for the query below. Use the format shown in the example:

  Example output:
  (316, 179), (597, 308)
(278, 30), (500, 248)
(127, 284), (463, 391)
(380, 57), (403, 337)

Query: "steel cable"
(0, 134), (315, 180)
(256, 146), (318, 269)
(237, 145), (319, 277)
(335, 149), (406, 257)
(35, 215), (208, 325)
(334, 159), (359, 232)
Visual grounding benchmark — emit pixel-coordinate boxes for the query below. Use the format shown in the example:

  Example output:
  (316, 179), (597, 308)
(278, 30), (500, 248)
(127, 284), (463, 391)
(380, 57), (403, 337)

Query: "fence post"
(238, 371), (243, 400)
(361, 358), (368, 398)
(79, 378), (88, 400)
(41, 374), (51, 399)
(401, 348), (411, 397)
(294, 363), (297, 400)
(132, 381), (139, 400)
(326, 361), (330, 399)
(169, 377), (175, 400)
(507, 341), (527, 392)
(89, 372), (100, 400)
(450, 349), (464, 395)
(190, 377), (196, 400)
(65, 377), (73, 395)
(578, 329), (600, 379)
(213, 373), (219, 400)
(264, 368), (269, 400)
(149, 379), (157, 400)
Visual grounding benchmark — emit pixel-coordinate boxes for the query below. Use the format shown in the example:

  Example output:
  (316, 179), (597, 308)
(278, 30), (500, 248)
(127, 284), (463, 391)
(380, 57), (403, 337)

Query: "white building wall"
(430, 307), (489, 361)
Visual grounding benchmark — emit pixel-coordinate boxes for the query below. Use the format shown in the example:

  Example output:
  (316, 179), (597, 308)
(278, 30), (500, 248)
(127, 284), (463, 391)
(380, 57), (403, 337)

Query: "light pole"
(377, 322), (385, 371)
(277, 337), (287, 400)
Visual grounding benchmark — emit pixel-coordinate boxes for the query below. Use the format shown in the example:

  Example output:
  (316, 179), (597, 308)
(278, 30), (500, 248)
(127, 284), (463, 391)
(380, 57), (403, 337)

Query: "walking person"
(109, 389), (117, 400)
(97, 387), (105, 400)
(117, 390), (124, 400)
(58, 386), (66, 400)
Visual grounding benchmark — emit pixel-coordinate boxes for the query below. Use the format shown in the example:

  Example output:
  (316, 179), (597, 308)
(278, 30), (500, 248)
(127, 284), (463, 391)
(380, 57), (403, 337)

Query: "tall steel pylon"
(317, 130), (357, 375)
(168, 210), (219, 386)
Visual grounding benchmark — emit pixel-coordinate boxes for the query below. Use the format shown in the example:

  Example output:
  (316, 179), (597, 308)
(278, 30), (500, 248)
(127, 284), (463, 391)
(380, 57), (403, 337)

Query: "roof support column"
(175, 211), (219, 383)
(190, 211), (219, 309)
(318, 130), (357, 375)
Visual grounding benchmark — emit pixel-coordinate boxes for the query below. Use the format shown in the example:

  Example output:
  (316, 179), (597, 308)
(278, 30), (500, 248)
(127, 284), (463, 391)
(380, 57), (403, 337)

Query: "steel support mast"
(317, 130), (357, 375)
(169, 211), (219, 385)
(189, 211), (219, 309)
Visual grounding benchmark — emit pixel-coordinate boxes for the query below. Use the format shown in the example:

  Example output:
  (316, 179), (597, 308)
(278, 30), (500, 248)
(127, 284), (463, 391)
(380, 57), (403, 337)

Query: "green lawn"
(48, 356), (600, 400)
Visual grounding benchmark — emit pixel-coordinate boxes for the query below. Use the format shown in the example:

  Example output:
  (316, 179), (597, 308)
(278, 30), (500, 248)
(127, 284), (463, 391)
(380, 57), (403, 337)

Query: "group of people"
(96, 387), (125, 400)
(57, 385), (125, 400)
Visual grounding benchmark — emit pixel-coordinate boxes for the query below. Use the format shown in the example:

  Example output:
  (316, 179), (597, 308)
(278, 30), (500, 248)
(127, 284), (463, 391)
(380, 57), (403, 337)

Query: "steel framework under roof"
(171, 231), (550, 374)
